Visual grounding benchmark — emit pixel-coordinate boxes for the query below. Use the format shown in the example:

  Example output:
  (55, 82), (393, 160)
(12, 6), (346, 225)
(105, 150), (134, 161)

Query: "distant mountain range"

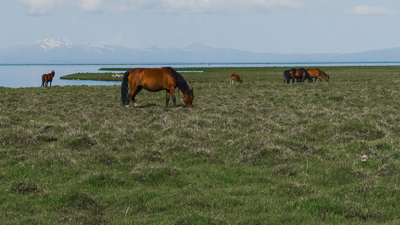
(1, 38), (400, 64)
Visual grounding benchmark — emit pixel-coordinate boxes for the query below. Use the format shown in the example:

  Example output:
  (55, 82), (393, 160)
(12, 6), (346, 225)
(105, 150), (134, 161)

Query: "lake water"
(1, 62), (400, 88)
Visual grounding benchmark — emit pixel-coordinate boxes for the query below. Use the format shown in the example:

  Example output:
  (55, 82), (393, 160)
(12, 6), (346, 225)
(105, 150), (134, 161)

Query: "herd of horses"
(283, 68), (330, 84)
(41, 67), (329, 108)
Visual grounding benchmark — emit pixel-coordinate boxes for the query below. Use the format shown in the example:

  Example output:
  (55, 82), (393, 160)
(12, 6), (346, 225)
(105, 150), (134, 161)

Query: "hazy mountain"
(1, 38), (400, 64)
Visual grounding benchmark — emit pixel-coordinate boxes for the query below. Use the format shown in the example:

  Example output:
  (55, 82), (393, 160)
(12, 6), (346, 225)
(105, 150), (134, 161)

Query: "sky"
(0, 0), (399, 54)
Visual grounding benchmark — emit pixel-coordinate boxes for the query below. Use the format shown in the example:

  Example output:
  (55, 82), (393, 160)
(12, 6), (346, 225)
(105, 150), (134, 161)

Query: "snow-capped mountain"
(0, 38), (135, 64)
(34, 38), (73, 51)
(1, 38), (400, 64)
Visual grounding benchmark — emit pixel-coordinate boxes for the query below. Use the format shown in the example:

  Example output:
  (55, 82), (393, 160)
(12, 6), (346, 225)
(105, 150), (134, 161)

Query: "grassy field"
(2, 66), (400, 224)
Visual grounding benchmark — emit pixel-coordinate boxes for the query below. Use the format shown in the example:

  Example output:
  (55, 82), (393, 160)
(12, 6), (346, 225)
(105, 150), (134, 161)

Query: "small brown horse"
(305, 68), (330, 82)
(41, 70), (55, 87)
(284, 68), (313, 84)
(121, 67), (194, 108)
(230, 74), (243, 84)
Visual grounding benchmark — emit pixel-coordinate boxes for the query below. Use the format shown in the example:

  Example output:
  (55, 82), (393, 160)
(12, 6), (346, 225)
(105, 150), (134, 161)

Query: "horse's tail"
(41, 75), (46, 87)
(121, 71), (130, 106)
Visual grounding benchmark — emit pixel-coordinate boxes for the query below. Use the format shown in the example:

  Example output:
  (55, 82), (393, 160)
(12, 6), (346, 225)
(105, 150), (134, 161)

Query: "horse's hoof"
(125, 105), (129, 107)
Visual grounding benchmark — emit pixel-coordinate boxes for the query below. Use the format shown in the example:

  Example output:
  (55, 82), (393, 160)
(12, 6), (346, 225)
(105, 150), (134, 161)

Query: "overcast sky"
(1, 0), (399, 54)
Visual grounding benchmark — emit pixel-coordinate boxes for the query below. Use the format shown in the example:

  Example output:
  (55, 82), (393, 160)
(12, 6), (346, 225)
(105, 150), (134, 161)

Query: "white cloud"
(19, 0), (102, 14)
(344, 5), (396, 16)
(78, 0), (102, 12)
(109, 0), (305, 13)
(101, 34), (124, 45)
(19, 0), (305, 15)
(19, 0), (57, 15)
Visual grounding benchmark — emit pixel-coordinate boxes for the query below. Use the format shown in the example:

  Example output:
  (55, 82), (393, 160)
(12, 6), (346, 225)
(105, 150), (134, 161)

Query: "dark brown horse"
(121, 67), (194, 108)
(41, 70), (55, 87)
(284, 68), (313, 84)
(230, 74), (243, 84)
(305, 68), (330, 82)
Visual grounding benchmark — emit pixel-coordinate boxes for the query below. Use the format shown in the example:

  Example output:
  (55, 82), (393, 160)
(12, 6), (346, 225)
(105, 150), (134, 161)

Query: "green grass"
(2, 66), (400, 224)
(60, 72), (123, 81)
(99, 67), (134, 71)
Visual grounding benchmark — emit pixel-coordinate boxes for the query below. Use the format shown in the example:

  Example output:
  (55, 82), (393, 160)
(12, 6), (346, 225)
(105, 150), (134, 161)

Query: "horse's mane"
(163, 67), (191, 96)
(300, 68), (311, 80)
(283, 70), (290, 76)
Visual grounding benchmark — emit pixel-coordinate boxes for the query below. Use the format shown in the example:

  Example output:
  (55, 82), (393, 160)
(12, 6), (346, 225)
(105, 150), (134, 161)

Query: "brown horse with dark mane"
(284, 68), (313, 84)
(305, 68), (330, 82)
(121, 67), (194, 108)
(230, 74), (243, 84)
(41, 70), (55, 87)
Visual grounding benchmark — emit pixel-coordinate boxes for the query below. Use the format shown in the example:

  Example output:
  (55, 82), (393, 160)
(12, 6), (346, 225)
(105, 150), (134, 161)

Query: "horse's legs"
(49, 80), (52, 87)
(165, 91), (170, 108)
(127, 86), (142, 108)
(169, 88), (177, 107)
(290, 74), (295, 83)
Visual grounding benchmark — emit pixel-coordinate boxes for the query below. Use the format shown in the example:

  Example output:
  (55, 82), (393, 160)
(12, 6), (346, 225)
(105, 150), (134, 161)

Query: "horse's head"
(283, 70), (291, 84)
(183, 88), (194, 107)
(324, 74), (330, 82)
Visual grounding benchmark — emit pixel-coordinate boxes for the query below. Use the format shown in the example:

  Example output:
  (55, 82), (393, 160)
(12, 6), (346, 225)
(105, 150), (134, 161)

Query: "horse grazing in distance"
(230, 74), (243, 84)
(41, 70), (55, 87)
(305, 68), (330, 82)
(121, 67), (194, 108)
(284, 68), (313, 84)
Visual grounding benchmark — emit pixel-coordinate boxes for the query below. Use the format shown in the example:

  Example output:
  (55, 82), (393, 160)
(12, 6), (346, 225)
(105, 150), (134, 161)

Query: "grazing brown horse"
(121, 67), (194, 108)
(230, 74), (243, 84)
(41, 70), (55, 87)
(305, 68), (330, 82)
(284, 68), (313, 84)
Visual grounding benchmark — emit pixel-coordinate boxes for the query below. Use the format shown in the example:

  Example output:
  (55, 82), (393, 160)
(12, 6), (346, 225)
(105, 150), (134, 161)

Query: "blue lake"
(1, 62), (400, 88)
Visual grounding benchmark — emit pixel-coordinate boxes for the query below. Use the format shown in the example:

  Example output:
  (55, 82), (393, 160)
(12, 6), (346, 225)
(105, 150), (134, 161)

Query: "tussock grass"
(1, 66), (400, 224)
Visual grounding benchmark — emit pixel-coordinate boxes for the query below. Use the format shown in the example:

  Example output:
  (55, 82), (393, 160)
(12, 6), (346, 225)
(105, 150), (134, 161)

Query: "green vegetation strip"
(99, 67), (133, 71)
(98, 67), (205, 72)
(61, 68), (204, 81)
(60, 72), (123, 81)
(2, 66), (400, 224)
